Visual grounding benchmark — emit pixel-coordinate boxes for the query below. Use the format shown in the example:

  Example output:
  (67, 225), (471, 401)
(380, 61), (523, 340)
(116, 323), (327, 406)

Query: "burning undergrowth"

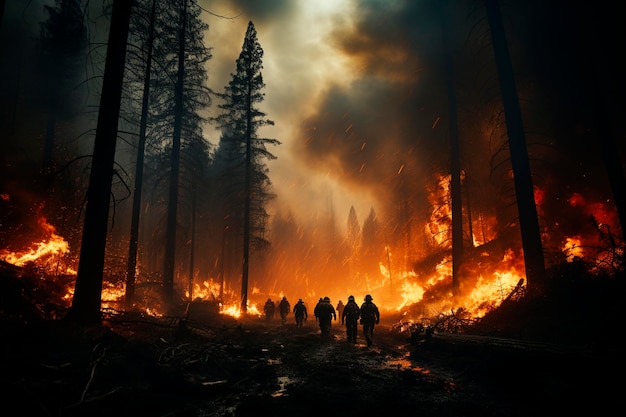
(1, 179), (624, 336)
(2, 250), (623, 353)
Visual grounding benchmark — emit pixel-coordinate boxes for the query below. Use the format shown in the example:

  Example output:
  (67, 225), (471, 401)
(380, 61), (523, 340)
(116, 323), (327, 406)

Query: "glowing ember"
(221, 302), (261, 318)
(563, 236), (583, 262)
(185, 279), (222, 300)
(2, 236), (67, 267)
(0, 216), (74, 275)
(102, 282), (127, 309)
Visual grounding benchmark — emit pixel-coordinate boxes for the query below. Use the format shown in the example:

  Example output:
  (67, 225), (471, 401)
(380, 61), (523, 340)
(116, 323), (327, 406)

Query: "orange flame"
(0, 216), (74, 275)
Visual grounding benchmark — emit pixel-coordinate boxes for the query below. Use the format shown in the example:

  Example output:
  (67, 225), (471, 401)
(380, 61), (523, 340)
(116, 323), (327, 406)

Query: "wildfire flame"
(0, 216), (74, 275)
(1, 177), (621, 326)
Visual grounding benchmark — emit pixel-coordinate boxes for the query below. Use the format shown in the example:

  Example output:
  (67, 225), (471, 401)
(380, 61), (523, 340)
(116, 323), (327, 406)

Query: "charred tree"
(440, 0), (463, 292)
(65, 0), (132, 326)
(180, 129), (212, 301)
(361, 207), (383, 288)
(187, 182), (197, 299)
(162, 0), (187, 310)
(212, 21), (279, 314)
(133, 0), (212, 311)
(124, 0), (157, 311)
(347, 206), (361, 284)
(485, 0), (546, 294)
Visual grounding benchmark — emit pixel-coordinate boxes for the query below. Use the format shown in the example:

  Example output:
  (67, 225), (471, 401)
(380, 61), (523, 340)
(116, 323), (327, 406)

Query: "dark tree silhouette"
(161, 0), (187, 309)
(485, 0), (546, 293)
(213, 21), (279, 314)
(161, 0), (212, 309)
(345, 206), (361, 286)
(124, 0), (212, 311)
(440, 0), (463, 291)
(124, 0), (157, 310)
(361, 207), (383, 291)
(65, 0), (133, 326)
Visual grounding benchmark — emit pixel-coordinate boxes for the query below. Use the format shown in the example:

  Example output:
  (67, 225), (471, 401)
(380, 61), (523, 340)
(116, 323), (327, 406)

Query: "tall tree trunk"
(219, 226), (226, 302)
(188, 183), (197, 300)
(125, 0), (157, 311)
(163, 0), (187, 311)
(485, 0), (546, 294)
(441, 0), (463, 292)
(241, 71), (252, 314)
(65, 0), (132, 326)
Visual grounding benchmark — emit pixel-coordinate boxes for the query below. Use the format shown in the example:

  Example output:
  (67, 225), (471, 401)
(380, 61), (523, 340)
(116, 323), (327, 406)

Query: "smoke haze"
(1, 0), (624, 313)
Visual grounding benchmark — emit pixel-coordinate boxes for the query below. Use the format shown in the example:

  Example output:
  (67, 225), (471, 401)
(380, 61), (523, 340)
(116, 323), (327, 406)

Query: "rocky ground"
(1, 306), (621, 417)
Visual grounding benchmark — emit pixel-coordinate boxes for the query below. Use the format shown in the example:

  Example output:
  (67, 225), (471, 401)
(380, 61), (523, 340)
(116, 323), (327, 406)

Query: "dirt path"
(2, 314), (619, 417)
(220, 318), (501, 416)
(225, 316), (619, 417)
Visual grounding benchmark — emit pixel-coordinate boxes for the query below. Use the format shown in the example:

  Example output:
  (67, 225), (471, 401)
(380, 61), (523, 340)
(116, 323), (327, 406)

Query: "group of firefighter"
(263, 294), (381, 347)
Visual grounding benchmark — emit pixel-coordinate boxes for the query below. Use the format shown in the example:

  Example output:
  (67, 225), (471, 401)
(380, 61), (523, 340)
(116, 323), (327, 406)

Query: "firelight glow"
(1, 1), (623, 325)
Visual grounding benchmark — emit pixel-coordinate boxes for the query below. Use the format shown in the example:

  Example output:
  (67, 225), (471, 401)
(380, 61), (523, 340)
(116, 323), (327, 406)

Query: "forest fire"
(1, 2), (622, 414)
(1, 175), (620, 326)
(0, 214), (75, 276)
(0, 159), (622, 327)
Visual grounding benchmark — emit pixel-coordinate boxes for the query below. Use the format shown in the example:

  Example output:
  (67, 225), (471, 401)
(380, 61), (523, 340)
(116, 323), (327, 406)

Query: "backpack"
(360, 302), (378, 322)
(343, 302), (360, 320)
(294, 302), (306, 315)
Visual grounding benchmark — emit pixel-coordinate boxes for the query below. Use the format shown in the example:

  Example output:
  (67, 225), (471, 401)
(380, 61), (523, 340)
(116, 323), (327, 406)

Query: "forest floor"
(1, 302), (622, 417)
(1, 262), (624, 417)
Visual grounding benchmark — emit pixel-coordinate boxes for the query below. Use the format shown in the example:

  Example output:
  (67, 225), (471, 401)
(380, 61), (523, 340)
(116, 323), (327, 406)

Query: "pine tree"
(346, 206), (361, 281)
(123, 0), (157, 310)
(122, 0), (213, 310)
(212, 21), (280, 313)
(361, 207), (383, 290)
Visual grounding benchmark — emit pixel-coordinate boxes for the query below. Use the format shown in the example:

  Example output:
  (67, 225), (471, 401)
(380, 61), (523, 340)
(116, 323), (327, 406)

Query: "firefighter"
(359, 294), (380, 347)
(263, 298), (275, 322)
(293, 298), (308, 327)
(278, 296), (291, 325)
(314, 296), (336, 336)
(341, 295), (360, 343)
(335, 299), (345, 321)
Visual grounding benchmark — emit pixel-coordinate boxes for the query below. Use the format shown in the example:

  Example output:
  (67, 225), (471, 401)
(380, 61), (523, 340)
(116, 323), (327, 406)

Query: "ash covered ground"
(1, 263), (623, 416)
(1, 299), (621, 417)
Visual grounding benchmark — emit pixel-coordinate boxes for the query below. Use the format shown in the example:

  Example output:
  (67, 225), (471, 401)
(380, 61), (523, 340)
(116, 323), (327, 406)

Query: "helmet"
(282, 296), (287, 300)
(365, 294), (373, 301)
(323, 296), (330, 302)
(348, 295), (355, 301)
